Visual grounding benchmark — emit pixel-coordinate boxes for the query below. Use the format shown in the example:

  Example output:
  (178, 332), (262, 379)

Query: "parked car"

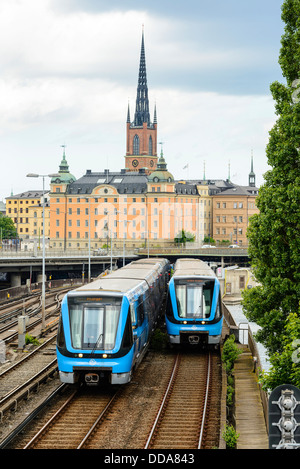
(201, 244), (216, 248)
(228, 244), (240, 248)
(94, 248), (106, 255)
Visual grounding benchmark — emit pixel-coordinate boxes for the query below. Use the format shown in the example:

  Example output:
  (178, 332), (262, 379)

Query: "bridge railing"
(0, 249), (138, 259)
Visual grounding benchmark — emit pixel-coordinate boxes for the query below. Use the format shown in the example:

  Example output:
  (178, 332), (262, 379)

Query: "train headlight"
(78, 353), (83, 358)
(102, 354), (108, 358)
(183, 321), (187, 324)
(201, 321), (206, 325)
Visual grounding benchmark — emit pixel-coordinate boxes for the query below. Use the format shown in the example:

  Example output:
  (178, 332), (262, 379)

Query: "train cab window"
(175, 280), (214, 319)
(83, 307), (104, 348)
(68, 297), (121, 350)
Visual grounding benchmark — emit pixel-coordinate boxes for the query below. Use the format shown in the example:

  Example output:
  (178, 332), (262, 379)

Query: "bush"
(25, 334), (40, 346)
(151, 329), (169, 350)
(222, 334), (242, 373)
(222, 424), (239, 449)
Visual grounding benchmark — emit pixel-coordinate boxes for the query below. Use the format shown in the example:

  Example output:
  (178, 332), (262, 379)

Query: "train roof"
(73, 258), (168, 298)
(75, 277), (147, 295)
(131, 258), (169, 266)
(173, 258), (215, 278)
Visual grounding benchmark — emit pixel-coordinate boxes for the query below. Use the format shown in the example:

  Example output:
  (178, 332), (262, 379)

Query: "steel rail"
(0, 359), (58, 416)
(144, 353), (180, 449)
(76, 390), (120, 449)
(197, 351), (211, 449)
(23, 388), (78, 449)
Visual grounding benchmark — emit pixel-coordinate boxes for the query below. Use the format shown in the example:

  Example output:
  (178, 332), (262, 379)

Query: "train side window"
(137, 299), (145, 325)
(57, 316), (66, 348)
(166, 292), (172, 319)
(130, 303), (137, 326)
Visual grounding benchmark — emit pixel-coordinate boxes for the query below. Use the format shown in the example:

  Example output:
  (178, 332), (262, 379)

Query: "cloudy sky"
(0, 0), (285, 202)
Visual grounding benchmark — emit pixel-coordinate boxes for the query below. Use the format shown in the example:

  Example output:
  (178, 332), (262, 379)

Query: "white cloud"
(0, 0), (279, 202)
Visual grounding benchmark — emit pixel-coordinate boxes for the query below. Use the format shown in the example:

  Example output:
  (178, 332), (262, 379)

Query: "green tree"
(259, 312), (300, 391)
(242, 0), (300, 357)
(0, 215), (18, 239)
(174, 229), (195, 244)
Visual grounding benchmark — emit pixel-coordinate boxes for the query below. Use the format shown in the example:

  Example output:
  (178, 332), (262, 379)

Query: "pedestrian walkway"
(234, 348), (269, 449)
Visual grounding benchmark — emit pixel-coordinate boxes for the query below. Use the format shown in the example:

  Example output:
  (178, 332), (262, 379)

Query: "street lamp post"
(27, 172), (59, 333)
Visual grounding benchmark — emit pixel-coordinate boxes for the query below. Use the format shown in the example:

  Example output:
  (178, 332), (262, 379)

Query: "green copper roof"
(148, 151), (174, 182)
(51, 147), (76, 184)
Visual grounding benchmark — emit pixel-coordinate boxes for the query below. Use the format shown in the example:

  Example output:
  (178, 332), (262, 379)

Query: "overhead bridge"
(0, 247), (249, 288)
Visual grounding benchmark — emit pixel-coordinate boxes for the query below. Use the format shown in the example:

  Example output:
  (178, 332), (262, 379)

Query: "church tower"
(125, 29), (157, 174)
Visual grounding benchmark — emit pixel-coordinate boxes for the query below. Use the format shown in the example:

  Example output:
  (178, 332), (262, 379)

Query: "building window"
(149, 135), (153, 155)
(133, 135), (140, 155)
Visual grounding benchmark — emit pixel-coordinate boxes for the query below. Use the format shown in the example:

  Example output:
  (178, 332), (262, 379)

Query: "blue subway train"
(56, 258), (170, 385)
(165, 258), (223, 348)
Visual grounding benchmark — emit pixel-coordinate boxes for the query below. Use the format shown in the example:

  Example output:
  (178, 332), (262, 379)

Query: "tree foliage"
(242, 0), (300, 359)
(174, 229), (195, 244)
(0, 215), (18, 239)
(259, 312), (300, 391)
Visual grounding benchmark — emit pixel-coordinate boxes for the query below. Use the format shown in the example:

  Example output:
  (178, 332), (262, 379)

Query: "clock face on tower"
(132, 159), (139, 168)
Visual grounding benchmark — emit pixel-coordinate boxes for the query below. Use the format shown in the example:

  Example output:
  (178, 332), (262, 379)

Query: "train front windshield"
(175, 279), (214, 319)
(68, 296), (122, 350)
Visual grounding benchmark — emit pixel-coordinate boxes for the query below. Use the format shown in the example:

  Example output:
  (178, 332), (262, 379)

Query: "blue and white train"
(165, 258), (223, 348)
(56, 258), (170, 385)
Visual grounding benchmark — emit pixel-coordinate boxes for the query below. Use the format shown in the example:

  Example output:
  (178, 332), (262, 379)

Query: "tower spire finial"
(249, 149), (256, 187)
(134, 27), (150, 126)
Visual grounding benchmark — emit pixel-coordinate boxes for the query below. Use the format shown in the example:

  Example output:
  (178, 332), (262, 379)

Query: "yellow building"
(5, 191), (50, 244)
(212, 185), (259, 246)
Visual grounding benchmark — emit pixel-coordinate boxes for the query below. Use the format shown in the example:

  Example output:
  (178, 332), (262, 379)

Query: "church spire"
(249, 150), (256, 187)
(134, 28), (150, 126)
(125, 28), (158, 174)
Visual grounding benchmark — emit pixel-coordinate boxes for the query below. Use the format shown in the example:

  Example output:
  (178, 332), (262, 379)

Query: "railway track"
(0, 288), (71, 344)
(0, 335), (58, 418)
(23, 387), (119, 449)
(144, 352), (214, 449)
(2, 349), (222, 449)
